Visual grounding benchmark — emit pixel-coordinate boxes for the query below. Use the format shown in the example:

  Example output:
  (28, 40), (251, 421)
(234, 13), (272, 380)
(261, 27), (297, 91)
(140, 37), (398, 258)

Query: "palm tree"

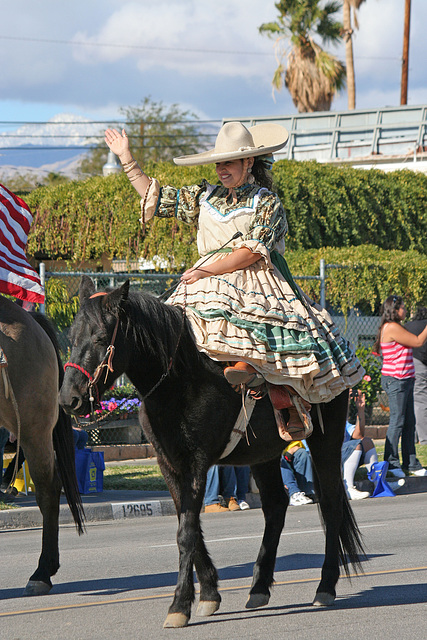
(259, 0), (346, 112)
(343, 0), (367, 110)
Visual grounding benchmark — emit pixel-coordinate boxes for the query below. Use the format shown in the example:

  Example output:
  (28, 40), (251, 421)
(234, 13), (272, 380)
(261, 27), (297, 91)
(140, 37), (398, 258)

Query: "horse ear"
(79, 276), (96, 302)
(120, 280), (130, 301)
(102, 280), (130, 315)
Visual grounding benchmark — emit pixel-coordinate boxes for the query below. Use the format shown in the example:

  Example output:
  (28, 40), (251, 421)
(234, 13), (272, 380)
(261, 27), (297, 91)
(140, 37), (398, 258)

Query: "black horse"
(60, 276), (365, 628)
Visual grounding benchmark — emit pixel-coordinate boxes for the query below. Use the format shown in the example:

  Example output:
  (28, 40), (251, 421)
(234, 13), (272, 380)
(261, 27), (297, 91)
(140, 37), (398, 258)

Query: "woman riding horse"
(105, 121), (364, 437)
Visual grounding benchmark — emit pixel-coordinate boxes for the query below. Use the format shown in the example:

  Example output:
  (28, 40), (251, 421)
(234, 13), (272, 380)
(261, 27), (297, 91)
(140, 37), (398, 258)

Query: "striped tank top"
(380, 341), (415, 379)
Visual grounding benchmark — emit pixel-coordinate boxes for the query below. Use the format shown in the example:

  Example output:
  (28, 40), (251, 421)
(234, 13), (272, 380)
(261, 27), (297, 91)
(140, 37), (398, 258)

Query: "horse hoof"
(163, 613), (189, 628)
(196, 600), (220, 617)
(313, 592), (335, 606)
(245, 593), (270, 609)
(23, 580), (52, 596)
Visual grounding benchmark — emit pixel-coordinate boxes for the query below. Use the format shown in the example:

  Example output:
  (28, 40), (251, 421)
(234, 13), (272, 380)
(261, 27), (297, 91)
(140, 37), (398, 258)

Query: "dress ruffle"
(167, 253), (364, 404)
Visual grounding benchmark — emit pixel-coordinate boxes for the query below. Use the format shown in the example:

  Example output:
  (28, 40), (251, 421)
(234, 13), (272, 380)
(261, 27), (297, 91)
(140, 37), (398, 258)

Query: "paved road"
(1, 492), (426, 640)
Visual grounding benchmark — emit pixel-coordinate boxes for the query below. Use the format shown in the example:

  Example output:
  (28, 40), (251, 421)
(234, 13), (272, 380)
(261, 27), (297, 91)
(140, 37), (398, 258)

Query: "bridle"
(63, 288), (187, 419)
(64, 292), (119, 417)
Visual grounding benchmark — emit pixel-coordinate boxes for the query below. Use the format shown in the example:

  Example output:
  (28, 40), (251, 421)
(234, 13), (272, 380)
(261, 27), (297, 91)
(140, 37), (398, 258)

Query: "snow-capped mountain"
(0, 113), (104, 149)
(0, 113), (117, 171)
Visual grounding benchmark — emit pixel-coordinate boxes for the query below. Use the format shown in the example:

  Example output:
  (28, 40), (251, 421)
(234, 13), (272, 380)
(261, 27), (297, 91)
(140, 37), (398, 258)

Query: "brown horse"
(0, 295), (84, 595)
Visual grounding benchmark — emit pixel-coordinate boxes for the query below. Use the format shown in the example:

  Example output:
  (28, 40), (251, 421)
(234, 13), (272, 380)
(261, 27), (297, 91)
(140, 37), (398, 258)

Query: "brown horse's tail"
(30, 312), (85, 534)
(52, 407), (85, 534)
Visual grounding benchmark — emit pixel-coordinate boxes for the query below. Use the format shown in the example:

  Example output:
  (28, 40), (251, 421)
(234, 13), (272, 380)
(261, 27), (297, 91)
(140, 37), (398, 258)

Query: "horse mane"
(84, 289), (205, 377)
(124, 291), (205, 375)
(30, 311), (65, 385)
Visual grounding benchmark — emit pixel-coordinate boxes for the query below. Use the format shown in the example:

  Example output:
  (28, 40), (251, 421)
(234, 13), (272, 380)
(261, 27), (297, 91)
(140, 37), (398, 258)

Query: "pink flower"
(363, 375), (371, 382)
(107, 401), (118, 411)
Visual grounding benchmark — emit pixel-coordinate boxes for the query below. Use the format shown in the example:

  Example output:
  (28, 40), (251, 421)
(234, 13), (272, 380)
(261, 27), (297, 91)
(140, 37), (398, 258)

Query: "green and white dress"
(142, 179), (364, 403)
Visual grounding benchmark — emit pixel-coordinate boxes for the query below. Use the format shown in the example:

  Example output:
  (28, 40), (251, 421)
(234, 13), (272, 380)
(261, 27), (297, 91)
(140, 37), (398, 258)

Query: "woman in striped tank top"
(374, 295), (427, 477)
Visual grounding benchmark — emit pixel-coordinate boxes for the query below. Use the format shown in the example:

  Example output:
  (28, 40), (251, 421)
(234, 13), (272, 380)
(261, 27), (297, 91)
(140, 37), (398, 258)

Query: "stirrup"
(268, 384), (313, 440)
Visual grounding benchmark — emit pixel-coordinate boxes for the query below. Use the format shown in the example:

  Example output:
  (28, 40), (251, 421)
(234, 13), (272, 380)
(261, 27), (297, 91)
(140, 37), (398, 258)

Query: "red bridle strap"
(63, 361), (100, 404)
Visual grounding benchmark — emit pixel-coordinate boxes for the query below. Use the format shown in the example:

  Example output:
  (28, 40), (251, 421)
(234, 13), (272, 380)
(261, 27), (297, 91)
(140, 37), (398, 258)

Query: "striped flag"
(0, 183), (44, 303)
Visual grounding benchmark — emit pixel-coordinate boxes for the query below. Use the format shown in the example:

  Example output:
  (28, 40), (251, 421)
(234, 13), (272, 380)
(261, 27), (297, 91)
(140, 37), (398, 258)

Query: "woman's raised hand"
(105, 128), (130, 159)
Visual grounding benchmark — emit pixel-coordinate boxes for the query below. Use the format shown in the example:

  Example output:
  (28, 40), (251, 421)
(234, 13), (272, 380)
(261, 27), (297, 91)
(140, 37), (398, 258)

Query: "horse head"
(60, 276), (130, 416)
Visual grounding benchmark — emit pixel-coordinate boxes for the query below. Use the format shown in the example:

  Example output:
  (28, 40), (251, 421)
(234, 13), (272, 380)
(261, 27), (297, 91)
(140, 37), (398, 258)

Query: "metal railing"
(224, 104), (427, 164)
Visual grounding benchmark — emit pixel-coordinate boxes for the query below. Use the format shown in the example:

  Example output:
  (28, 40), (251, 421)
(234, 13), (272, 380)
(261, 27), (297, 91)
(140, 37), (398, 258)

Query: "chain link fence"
(46, 266), (387, 444)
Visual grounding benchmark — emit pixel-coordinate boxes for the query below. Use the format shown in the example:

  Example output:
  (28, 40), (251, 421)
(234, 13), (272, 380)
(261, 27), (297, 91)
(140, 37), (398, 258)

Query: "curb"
(1, 476), (426, 530)
(0, 493), (261, 530)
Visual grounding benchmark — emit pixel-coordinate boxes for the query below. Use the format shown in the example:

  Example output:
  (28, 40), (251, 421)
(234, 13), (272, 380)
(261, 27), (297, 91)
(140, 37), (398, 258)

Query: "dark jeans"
(280, 448), (314, 496)
(382, 375), (421, 471)
(2, 448), (25, 485)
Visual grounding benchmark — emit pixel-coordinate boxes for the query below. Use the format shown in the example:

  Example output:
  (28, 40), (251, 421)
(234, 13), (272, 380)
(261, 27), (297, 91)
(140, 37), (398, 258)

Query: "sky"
(0, 0), (426, 139)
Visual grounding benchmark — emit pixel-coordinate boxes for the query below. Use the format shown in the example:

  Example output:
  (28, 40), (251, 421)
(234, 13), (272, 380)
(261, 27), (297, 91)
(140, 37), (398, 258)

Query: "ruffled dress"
(142, 179), (364, 404)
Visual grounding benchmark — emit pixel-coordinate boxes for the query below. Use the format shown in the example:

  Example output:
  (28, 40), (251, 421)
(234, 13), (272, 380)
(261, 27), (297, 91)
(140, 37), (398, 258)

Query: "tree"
(77, 147), (109, 179)
(342, 0), (367, 110)
(259, 0), (346, 112)
(119, 97), (204, 165)
(77, 96), (206, 176)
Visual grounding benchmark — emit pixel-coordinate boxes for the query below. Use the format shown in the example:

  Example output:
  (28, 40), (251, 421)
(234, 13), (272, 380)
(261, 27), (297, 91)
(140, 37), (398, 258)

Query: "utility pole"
(343, 0), (356, 110)
(400, 0), (411, 105)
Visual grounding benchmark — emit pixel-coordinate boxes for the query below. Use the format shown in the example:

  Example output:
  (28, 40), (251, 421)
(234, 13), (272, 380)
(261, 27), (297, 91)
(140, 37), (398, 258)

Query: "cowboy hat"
(173, 121), (288, 166)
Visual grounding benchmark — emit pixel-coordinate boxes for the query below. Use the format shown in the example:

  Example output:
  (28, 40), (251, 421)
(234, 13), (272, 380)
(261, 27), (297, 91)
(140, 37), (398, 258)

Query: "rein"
(0, 346), (22, 493)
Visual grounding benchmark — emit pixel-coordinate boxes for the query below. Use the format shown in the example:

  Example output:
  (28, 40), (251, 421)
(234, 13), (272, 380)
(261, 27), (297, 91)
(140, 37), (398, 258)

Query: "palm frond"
(259, 21), (284, 37)
(285, 41), (345, 112)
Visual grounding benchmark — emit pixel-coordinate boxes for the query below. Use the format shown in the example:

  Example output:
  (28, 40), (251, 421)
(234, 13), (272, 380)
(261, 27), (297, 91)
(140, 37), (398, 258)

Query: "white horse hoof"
(196, 600), (220, 617)
(23, 580), (52, 596)
(163, 613), (189, 628)
(313, 592), (335, 606)
(245, 593), (270, 609)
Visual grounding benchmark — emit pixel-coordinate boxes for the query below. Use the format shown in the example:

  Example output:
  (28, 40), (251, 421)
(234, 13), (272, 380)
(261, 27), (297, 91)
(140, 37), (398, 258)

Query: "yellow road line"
(1, 566), (426, 618)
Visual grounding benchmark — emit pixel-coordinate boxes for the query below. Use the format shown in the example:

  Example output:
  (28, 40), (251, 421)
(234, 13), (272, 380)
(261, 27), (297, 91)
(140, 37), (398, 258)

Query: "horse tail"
(337, 493), (366, 576)
(30, 312), (85, 534)
(52, 407), (85, 535)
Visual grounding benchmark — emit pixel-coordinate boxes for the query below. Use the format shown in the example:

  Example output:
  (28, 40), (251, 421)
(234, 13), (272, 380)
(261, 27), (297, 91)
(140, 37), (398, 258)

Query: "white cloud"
(0, 0), (425, 127)
(71, 0), (277, 77)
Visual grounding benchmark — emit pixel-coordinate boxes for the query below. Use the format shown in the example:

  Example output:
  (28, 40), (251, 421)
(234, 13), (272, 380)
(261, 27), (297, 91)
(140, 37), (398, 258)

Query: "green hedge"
(286, 245), (427, 314)
(276, 161), (427, 253)
(25, 160), (427, 267)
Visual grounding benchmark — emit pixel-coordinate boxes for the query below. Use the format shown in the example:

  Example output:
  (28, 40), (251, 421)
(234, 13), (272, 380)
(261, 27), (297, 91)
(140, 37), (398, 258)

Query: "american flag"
(0, 183), (44, 303)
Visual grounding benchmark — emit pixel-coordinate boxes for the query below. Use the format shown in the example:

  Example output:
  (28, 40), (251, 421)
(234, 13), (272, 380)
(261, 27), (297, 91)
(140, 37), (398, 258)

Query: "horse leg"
(157, 456), (219, 627)
(308, 400), (365, 606)
(193, 533), (221, 617)
(246, 458), (287, 609)
(310, 451), (344, 606)
(21, 438), (62, 596)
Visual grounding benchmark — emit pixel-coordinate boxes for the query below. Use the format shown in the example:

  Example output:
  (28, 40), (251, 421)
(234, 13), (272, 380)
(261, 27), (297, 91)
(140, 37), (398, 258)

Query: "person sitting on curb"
(280, 441), (315, 506)
(1, 446), (25, 496)
(73, 426), (89, 450)
(204, 465), (240, 513)
(227, 466), (251, 510)
(343, 390), (405, 500)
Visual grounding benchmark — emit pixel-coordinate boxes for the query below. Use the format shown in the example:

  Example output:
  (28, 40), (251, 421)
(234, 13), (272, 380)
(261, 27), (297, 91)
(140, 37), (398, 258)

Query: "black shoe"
(0, 490), (17, 503)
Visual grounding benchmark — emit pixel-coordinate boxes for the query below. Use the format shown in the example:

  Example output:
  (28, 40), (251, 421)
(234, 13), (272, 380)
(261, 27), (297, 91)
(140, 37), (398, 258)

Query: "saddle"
(224, 362), (313, 442)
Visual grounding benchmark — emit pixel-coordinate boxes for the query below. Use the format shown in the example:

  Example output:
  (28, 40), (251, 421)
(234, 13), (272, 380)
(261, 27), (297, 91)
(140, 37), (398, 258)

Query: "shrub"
(25, 160), (427, 266)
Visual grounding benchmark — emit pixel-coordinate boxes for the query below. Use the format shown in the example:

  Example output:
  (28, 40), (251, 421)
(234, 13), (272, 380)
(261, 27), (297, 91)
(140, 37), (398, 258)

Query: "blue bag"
(368, 461), (395, 498)
(75, 448), (105, 494)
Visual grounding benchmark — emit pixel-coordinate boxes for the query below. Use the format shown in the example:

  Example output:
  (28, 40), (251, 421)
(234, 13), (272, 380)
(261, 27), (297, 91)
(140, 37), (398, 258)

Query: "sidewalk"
(1, 456), (426, 530)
